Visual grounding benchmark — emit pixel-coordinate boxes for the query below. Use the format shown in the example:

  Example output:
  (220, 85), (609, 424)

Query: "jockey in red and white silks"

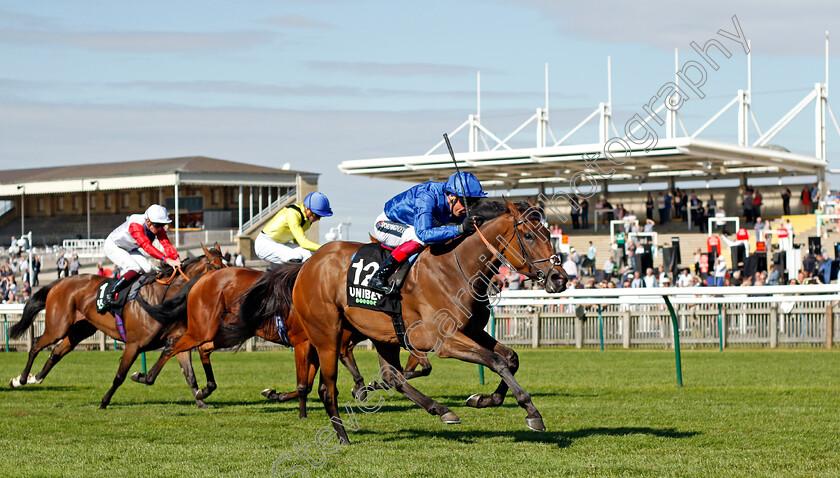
(98, 204), (181, 312)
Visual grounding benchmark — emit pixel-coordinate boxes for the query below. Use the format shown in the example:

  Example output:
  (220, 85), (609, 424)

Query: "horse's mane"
(428, 200), (538, 256)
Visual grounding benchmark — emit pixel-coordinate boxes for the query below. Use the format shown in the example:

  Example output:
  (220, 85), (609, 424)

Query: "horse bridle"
(473, 213), (562, 285)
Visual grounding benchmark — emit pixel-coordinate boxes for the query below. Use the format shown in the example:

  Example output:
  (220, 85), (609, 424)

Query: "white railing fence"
(2, 286), (839, 352)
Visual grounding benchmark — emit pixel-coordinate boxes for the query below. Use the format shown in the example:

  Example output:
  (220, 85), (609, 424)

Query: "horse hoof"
(261, 388), (275, 398)
(526, 417), (546, 432)
(28, 374), (42, 385)
(440, 412), (461, 424)
(9, 376), (22, 388)
(352, 387), (368, 402)
(130, 372), (143, 383)
(466, 393), (483, 408)
(196, 400), (208, 409)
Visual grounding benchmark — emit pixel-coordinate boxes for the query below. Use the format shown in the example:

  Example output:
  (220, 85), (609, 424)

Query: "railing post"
(769, 304), (778, 348)
(246, 337), (254, 352)
(622, 310), (631, 348)
(99, 332), (105, 351)
(574, 314), (584, 349)
(597, 305), (604, 351)
(826, 304), (834, 349)
(721, 304), (728, 350)
(662, 295), (683, 388)
(532, 310), (540, 348)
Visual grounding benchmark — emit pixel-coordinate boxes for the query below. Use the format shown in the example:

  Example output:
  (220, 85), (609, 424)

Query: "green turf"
(1, 347), (839, 477)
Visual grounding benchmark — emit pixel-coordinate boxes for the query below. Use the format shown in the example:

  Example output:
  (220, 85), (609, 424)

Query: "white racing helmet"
(145, 204), (172, 224)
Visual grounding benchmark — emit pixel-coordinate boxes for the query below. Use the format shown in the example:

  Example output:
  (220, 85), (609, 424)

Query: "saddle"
(95, 279), (143, 341)
(346, 243), (417, 348)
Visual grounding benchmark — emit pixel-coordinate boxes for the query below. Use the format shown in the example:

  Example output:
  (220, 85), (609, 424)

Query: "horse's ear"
(504, 198), (519, 215)
(201, 243), (210, 255)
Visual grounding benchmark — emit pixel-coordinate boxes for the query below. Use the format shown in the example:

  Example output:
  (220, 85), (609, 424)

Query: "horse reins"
(155, 265), (190, 285)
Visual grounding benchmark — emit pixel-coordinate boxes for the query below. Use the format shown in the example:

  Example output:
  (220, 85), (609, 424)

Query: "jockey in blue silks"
(368, 171), (487, 295)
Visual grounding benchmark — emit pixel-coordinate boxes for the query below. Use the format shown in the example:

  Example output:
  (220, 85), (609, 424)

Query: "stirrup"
(368, 277), (396, 295)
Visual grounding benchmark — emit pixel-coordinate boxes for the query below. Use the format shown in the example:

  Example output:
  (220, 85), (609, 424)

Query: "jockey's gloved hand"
(458, 215), (481, 235)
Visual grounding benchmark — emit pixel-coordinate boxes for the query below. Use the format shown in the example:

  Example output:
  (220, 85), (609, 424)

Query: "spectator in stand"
(570, 195), (581, 229)
(31, 256), (40, 286)
(631, 271), (644, 288)
(69, 254), (80, 276)
(801, 186), (811, 214)
(816, 254), (833, 283)
(781, 187), (792, 215)
(660, 277), (671, 287)
(664, 190), (673, 223)
(644, 218), (655, 233)
(695, 203), (707, 233)
(707, 194), (717, 217)
(223, 250), (232, 264)
(562, 254), (578, 281)
(603, 257), (615, 280)
(810, 183), (820, 213)
(645, 192), (654, 221)
(580, 196), (589, 229)
(96, 262), (106, 276)
(754, 217), (766, 239)
(752, 189), (762, 219)
(643, 268), (658, 288)
(56, 253), (68, 279)
(714, 256), (727, 286)
(504, 266), (522, 290)
(730, 270), (743, 286)
(677, 269), (693, 287)
(743, 187), (754, 224)
(234, 250), (245, 267)
(657, 192), (666, 224)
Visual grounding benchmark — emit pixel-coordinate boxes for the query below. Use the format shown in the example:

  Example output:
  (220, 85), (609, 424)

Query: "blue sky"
(1, 1), (839, 241)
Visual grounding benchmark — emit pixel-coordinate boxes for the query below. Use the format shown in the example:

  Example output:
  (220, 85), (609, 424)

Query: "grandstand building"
(0, 156), (319, 256)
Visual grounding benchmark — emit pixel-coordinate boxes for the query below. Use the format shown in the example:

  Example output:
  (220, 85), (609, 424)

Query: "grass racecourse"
(1, 348), (839, 477)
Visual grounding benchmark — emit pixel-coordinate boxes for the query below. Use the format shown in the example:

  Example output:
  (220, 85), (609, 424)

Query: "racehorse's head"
(497, 200), (568, 294)
(201, 242), (227, 272)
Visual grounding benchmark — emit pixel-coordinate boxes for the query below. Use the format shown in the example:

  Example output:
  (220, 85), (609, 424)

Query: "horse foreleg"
(33, 322), (97, 384)
(372, 343), (460, 425)
(437, 331), (544, 432)
(131, 338), (177, 386)
(100, 342), (141, 409)
(195, 343), (217, 400)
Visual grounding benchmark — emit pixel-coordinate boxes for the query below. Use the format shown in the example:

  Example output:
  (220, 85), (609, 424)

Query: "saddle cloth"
(346, 243), (414, 315)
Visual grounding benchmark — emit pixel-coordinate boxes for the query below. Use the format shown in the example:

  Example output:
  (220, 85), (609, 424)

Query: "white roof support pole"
(537, 108), (547, 148)
(816, 82), (827, 162)
(667, 49), (677, 139)
(599, 102), (610, 145)
(174, 178), (180, 248)
(248, 186), (254, 226)
(738, 89), (750, 146)
(469, 114), (478, 153)
(237, 185), (243, 235)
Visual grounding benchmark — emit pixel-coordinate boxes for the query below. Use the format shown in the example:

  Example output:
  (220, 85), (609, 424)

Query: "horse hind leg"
(194, 343), (217, 401)
(174, 350), (206, 409)
(32, 322), (97, 384)
(466, 333), (518, 409)
(10, 331), (65, 388)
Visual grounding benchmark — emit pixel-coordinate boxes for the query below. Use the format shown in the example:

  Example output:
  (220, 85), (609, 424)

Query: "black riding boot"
(98, 276), (132, 313)
(368, 256), (401, 295)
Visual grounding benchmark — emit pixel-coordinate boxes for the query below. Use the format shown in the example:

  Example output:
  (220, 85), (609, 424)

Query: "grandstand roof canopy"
(0, 156), (315, 197)
(339, 137), (827, 190)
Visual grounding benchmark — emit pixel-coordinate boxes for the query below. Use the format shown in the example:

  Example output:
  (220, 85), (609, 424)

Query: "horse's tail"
(135, 274), (203, 325)
(226, 262), (303, 346)
(10, 283), (54, 339)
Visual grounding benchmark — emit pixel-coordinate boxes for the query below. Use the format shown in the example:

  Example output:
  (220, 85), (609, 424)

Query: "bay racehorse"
(8, 244), (225, 408)
(236, 200), (568, 444)
(132, 265), (431, 415)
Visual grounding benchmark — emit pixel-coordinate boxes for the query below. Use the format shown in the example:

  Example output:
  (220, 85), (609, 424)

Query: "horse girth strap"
(156, 266), (189, 285)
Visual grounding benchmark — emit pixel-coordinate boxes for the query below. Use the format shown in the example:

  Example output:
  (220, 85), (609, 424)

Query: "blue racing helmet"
(443, 172), (487, 198)
(303, 191), (333, 217)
